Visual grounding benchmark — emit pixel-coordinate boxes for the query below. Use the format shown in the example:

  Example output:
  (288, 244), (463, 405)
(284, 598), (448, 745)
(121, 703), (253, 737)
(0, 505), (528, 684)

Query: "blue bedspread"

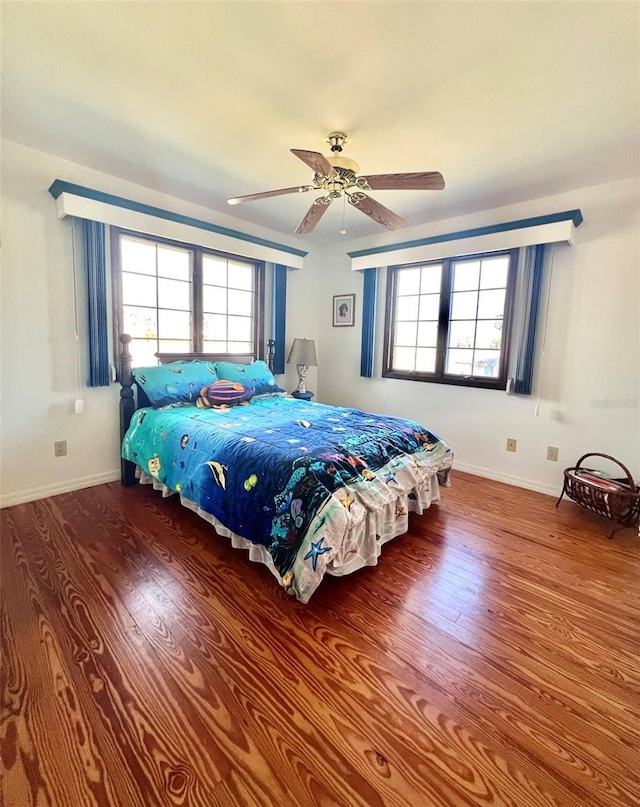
(122, 396), (452, 600)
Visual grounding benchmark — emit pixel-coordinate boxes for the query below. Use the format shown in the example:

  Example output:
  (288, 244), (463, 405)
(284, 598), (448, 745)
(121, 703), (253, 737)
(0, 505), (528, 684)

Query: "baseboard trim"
(452, 461), (559, 498)
(1, 464), (558, 507)
(1, 470), (121, 509)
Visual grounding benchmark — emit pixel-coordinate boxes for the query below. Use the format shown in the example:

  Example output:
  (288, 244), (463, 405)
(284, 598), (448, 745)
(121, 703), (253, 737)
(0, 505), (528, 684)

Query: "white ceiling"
(2, 1), (639, 246)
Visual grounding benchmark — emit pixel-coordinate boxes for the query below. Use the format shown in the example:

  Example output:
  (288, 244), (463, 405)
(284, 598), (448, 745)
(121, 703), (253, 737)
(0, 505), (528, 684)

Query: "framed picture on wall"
(333, 294), (355, 327)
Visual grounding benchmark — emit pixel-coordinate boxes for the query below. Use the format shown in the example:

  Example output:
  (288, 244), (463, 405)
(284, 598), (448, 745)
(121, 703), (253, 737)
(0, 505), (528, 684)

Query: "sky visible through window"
(119, 235), (255, 366)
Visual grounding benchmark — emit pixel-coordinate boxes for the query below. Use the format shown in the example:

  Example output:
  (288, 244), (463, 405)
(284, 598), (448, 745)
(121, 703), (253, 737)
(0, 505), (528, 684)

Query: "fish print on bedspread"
(122, 396), (451, 578)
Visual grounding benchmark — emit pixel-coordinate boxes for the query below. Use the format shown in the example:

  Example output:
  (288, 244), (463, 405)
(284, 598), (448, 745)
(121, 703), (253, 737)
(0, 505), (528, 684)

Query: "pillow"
(196, 380), (255, 409)
(132, 361), (218, 407)
(214, 360), (285, 398)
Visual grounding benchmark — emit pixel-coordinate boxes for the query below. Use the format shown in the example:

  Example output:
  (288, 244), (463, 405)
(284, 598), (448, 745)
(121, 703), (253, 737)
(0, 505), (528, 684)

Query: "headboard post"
(119, 334), (137, 486)
(266, 339), (275, 373)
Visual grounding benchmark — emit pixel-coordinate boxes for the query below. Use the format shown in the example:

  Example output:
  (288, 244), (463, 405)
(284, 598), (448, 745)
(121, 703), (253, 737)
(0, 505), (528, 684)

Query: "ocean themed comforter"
(122, 396), (453, 602)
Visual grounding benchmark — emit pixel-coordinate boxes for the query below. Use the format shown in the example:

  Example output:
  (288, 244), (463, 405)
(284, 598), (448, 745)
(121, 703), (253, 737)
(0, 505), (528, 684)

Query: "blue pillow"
(132, 361), (218, 407)
(214, 360), (285, 398)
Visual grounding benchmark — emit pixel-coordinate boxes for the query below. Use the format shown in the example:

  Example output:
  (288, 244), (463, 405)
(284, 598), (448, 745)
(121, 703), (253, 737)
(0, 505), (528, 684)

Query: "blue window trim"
(348, 210), (582, 260)
(49, 179), (308, 259)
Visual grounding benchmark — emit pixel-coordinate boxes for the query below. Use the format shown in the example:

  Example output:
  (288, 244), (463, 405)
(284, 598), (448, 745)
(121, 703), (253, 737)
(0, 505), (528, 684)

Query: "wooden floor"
(1, 472), (639, 807)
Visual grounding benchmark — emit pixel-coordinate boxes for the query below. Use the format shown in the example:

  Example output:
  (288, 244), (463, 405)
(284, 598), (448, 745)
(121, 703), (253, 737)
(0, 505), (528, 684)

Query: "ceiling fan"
(227, 132), (445, 235)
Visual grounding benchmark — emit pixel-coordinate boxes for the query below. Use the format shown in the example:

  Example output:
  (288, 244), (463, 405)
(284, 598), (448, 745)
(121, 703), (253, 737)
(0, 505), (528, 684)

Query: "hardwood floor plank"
(2, 471), (638, 807)
(190, 543), (637, 807)
(4, 502), (230, 806)
(55, 491), (363, 807)
(1, 516), (141, 807)
(76, 489), (462, 806)
(349, 540), (640, 697)
(87, 487), (555, 805)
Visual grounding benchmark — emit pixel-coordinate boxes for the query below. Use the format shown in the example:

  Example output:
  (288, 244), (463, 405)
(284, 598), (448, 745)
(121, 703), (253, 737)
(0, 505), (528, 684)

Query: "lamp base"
(291, 390), (314, 401)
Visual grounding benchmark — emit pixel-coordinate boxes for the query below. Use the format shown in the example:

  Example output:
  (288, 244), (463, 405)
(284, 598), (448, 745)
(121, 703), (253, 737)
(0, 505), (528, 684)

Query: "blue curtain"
(81, 219), (110, 386)
(360, 268), (377, 377)
(512, 244), (547, 395)
(272, 264), (287, 374)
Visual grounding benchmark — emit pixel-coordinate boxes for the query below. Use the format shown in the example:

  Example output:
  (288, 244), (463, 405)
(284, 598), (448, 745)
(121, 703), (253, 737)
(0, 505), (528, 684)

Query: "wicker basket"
(556, 453), (640, 538)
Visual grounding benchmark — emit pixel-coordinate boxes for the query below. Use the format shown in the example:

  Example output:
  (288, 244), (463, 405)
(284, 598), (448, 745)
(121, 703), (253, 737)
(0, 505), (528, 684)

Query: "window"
(383, 249), (517, 389)
(111, 229), (264, 367)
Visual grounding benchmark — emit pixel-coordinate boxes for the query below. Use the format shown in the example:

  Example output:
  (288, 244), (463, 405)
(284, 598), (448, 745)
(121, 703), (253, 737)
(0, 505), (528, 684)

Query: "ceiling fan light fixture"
(328, 154), (359, 174)
(227, 131), (445, 234)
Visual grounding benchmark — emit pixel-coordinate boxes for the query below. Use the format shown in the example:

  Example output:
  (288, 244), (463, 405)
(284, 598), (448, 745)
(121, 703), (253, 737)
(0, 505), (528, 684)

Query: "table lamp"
(287, 338), (317, 399)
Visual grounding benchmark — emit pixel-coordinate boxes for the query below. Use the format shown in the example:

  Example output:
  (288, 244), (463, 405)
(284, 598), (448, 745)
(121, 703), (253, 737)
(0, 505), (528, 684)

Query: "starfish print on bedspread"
(304, 537), (331, 572)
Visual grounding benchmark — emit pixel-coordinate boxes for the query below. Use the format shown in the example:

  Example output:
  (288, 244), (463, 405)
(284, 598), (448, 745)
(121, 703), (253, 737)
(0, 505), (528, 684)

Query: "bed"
(119, 335), (453, 602)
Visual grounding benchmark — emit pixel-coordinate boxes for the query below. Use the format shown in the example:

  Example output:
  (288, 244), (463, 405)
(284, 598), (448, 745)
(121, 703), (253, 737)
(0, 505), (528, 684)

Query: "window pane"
(475, 320), (503, 349)
(393, 347), (416, 371)
(452, 261), (480, 291)
(228, 341), (253, 353)
(203, 313), (227, 341)
(395, 321), (417, 346)
(448, 320), (475, 349)
(418, 294), (440, 320)
(396, 295), (419, 320)
(158, 309), (191, 339)
(417, 321), (438, 347)
(228, 289), (253, 316)
(473, 350), (500, 377)
(158, 278), (190, 310)
(397, 268), (421, 296)
(480, 257), (509, 289)
(203, 284), (227, 313)
(227, 262), (253, 291)
(121, 237), (156, 275)
(415, 348), (436, 372)
(446, 348), (474, 375)
(157, 245), (190, 281)
(123, 306), (157, 338)
(477, 289), (506, 319)
(158, 339), (192, 354)
(202, 256), (227, 287)
(203, 341), (227, 352)
(228, 315), (252, 342)
(122, 272), (156, 307)
(420, 265), (442, 294)
(129, 338), (158, 368)
(450, 291), (478, 320)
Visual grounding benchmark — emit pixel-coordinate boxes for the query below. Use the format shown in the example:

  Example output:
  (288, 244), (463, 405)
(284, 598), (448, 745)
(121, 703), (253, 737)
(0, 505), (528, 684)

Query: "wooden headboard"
(118, 333), (276, 486)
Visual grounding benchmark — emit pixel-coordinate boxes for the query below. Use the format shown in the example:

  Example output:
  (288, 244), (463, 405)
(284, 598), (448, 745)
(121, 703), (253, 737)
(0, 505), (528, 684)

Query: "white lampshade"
(287, 338), (317, 367)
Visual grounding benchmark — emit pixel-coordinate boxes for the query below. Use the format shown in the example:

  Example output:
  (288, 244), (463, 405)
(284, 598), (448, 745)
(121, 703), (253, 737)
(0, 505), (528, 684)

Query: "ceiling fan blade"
(362, 172), (445, 191)
(295, 197), (332, 235)
(228, 185), (315, 205)
(348, 192), (406, 230)
(291, 149), (336, 177)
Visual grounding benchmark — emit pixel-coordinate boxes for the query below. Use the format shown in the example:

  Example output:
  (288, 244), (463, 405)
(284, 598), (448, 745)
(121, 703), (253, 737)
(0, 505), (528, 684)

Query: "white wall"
(2, 139), (637, 505)
(315, 178), (640, 496)
(0, 140), (317, 506)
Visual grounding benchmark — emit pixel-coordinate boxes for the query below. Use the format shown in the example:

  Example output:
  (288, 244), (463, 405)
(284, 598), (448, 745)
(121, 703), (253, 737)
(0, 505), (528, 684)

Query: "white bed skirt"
(136, 462), (451, 603)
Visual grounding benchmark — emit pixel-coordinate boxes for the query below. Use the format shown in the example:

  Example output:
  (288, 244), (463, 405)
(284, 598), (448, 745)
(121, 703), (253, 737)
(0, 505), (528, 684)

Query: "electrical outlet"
(54, 440), (67, 457)
(506, 438), (517, 453)
(547, 446), (559, 462)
